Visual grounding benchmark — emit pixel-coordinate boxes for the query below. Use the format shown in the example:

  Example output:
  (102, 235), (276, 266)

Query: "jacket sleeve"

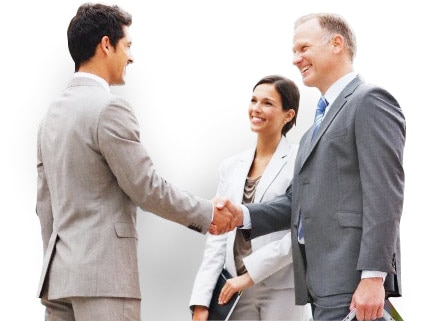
(247, 185), (292, 239)
(354, 85), (405, 274)
(97, 96), (213, 233)
(189, 233), (228, 308)
(36, 120), (54, 253)
(189, 160), (231, 308)
(243, 231), (293, 284)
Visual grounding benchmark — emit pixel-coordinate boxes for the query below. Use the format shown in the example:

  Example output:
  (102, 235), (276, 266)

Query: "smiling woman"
(189, 74), (311, 321)
(1, 0), (418, 320)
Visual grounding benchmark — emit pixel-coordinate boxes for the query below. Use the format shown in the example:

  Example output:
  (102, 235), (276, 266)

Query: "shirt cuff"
(240, 205), (251, 229)
(361, 270), (387, 282)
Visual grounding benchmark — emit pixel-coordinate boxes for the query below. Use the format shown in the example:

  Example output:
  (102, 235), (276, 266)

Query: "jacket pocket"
(337, 212), (362, 228)
(324, 127), (347, 140)
(115, 222), (138, 239)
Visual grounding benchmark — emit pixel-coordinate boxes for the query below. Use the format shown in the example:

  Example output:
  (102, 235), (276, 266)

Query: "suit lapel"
(229, 139), (291, 203)
(225, 150), (254, 275)
(299, 76), (364, 172)
(230, 149), (255, 203)
(254, 139), (290, 202)
(226, 139), (292, 276)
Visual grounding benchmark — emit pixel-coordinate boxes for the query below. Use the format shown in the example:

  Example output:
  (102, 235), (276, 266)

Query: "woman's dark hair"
(253, 75), (300, 136)
(67, 3), (132, 71)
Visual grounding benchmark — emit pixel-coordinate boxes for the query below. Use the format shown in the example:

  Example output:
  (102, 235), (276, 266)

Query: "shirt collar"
(324, 72), (357, 105)
(73, 72), (110, 93)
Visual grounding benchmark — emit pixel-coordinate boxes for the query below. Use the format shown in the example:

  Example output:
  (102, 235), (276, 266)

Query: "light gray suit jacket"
(190, 138), (297, 308)
(36, 76), (213, 300)
(247, 76), (405, 305)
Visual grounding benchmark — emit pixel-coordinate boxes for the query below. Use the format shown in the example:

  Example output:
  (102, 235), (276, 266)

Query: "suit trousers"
(302, 243), (389, 321)
(311, 294), (390, 321)
(229, 282), (311, 321)
(41, 296), (141, 321)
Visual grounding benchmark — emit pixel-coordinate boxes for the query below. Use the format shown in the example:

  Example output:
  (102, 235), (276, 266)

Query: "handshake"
(208, 198), (244, 235)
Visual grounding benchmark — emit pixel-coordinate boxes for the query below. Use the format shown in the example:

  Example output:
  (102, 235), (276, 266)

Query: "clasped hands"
(208, 197), (243, 235)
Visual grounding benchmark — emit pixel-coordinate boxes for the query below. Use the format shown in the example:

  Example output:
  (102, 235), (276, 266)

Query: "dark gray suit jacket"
(246, 76), (405, 305)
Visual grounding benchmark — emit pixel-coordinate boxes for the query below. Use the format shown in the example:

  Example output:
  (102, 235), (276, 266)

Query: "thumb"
(349, 296), (356, 311)
(213, 197), (227, 209)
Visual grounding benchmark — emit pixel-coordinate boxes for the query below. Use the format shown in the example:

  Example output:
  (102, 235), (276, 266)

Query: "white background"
(0, 0), (418, 320)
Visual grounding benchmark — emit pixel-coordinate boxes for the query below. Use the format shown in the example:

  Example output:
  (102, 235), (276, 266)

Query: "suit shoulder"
(353, 82), (401, 113)
(285, 140), (299, 153)
(278, 138), (298, 159)
(353, 81), (397, 101)
(99, 94), (138, 121)
(220, 147), (254, 169)
(109, 93), (132, 108)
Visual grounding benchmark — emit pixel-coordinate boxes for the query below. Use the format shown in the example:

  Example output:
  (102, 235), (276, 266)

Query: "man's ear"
(331, 34), (345, 54)
(100, 36), (112, 55)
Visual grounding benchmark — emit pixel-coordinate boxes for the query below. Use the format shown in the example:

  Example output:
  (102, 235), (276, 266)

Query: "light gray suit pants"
(41, 297), (141, 321)
(229, 282), (311, 321)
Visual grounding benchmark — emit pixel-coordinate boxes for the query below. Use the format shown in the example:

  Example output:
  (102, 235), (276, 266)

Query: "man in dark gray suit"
(221, 13), (405, 321)
(36, 3), (237, 321)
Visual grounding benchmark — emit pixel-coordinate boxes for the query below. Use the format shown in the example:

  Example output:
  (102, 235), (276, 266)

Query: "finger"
(208, 223), (217, 235)
(224, 201), (240, 221)
(215, 197), (227, 209)
(219, 291), (230, 304)
(377, 307), (384, 320)
(230, 212), (239, 229)
(231, 205), (243, 228)
(221, 220), (232, 234)
(349, 299), (356, 312)
(357, 309), (370, 321)
(374, 306), (382, 320)
(218, 285), (228, 304)
(225, 291), (234, 302)
(218, 291), (225, 304)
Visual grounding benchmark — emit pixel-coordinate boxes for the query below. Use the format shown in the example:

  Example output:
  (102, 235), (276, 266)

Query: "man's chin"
(110, 80), (125, 86)
(302, 78), (315, 88)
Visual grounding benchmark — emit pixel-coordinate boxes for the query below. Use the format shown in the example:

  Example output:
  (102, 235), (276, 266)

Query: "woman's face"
(248, 83), (293, 136)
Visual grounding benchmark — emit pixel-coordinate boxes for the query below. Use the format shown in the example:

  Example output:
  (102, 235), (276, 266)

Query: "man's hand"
(350, 277), (385, 321)
(208, 197), (243, 235)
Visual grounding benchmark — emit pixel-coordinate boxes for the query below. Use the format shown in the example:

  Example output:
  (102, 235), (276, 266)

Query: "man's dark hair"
(67, 3), (132, 71)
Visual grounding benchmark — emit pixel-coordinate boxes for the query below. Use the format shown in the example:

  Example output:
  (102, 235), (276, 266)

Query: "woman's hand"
(218, 273), (254, 304)
(192, 305), (209, 321)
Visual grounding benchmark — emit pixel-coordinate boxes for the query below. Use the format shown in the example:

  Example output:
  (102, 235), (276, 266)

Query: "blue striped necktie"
(298, 96), (329, 244)
(311, 97), (329, 140)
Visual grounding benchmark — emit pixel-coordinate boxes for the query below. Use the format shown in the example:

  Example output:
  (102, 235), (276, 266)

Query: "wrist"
(235, 207), (244, 227)
(193, 305), (208, 313)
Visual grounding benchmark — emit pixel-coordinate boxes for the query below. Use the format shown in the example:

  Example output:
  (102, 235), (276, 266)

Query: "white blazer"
(190, 138), (298, 308)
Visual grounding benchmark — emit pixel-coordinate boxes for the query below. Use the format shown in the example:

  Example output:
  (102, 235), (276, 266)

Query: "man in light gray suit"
(221, 13), (405, 321)
(36, 3), (237, 321)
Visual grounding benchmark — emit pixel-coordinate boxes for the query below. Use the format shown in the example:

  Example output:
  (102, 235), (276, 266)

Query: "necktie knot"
(315, 97), (328, 119)
(311, 97), (329, 140)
